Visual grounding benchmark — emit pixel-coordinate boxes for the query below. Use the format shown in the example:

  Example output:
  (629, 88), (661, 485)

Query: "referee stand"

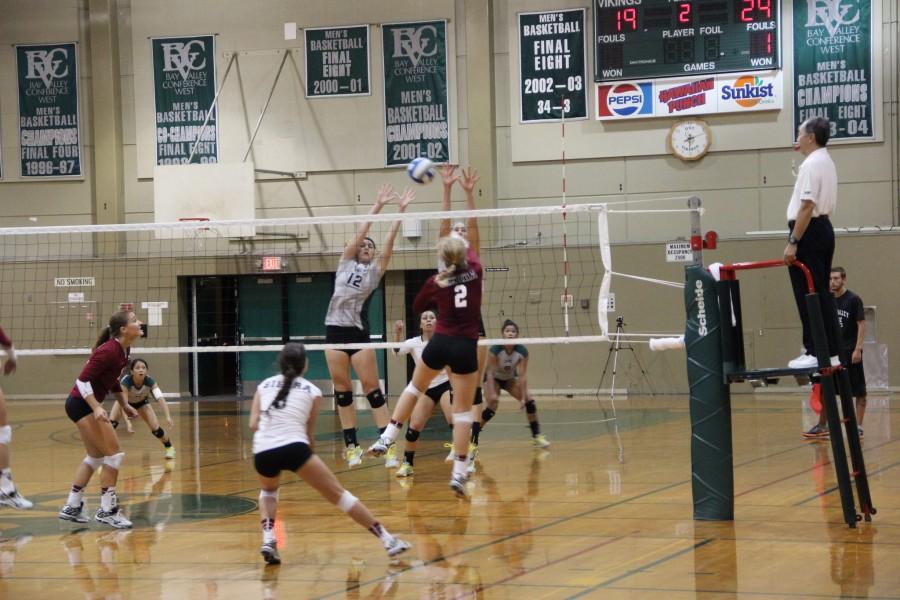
(714, 259), (875, 527)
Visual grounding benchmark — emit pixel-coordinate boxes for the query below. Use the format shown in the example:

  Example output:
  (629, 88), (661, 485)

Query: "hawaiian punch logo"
(391, 25), (439, 67)
(160, 40), (207, 80)
(807, 0), (860, 36)
(24, 48), (69, 88)
(597, 82), (653, 117)
(720, 75), (775, 108)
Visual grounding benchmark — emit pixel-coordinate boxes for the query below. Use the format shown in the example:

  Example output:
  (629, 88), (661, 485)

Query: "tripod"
(597, 317), (656, 404)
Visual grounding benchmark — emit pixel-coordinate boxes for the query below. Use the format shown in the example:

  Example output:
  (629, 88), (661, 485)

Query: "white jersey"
(325, 258), (382, 330)
(252, 374), (322, 454)
(396, 335), (449, 389)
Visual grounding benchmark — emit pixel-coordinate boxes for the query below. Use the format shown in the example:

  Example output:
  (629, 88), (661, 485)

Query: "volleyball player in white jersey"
(251, 343), (410, 565)
(438, 166), (487, 465)
(325, 184), (413, 468)
(392, 311), (454, 477)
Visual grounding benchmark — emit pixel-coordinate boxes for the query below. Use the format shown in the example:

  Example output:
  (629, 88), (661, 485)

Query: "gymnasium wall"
(0, 0), (897, 396)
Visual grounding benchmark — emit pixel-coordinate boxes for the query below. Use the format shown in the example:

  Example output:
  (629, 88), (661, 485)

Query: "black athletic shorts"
(422, 334), (478, 375)
(254, 442), (313, 478)
(129, 399), (149, 409)
(325, 325), (370, 357)
(425, 380), (452, 404)
(478, 319), (486, 337)
(494, 378), (516, 393)
(848, 361), (867, 398)
(65, 394), (94, 423)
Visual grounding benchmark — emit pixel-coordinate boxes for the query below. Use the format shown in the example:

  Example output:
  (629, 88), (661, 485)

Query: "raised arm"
(439, 164), (458, 238)
(343, 183), (394, 261)
(377, 188), (414, 272)
(459, 167), (481, 254)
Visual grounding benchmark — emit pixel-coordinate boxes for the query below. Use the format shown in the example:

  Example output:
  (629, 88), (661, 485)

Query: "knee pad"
(0, 425), (10, 445)
(524, 399), (537, 415)
(259, 489), (279, 501)
(335, 391), (354, 408)
(366, 389), (386, 409)
(481, 407), (496, 423)
(405, 428), (421, 443)
(403, 382), (422, 398)
(152, 427), (166, 439)
(336, 490), (358, 513)
(82, 455), (104, 470)
(473, 387), (483, 405)
(103, 452), (125, 471)
(453, 412), (474, 424)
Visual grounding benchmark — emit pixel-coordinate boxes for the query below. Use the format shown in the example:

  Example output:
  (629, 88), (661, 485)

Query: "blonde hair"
(436, 236), (468, 287)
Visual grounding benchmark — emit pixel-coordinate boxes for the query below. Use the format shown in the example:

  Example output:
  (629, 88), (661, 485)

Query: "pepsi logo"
(598, 82), (653, 118)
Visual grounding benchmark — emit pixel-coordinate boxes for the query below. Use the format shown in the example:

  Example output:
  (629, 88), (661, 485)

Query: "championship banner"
(382, 20), (449, 166)
(793, 0), (873, 141)
(595, 71), (782, 120)
(518, 9), (587, 123)
(152, 35), (218, 165)
(305, 25), (370, 97)
(15, 42), (82, 178)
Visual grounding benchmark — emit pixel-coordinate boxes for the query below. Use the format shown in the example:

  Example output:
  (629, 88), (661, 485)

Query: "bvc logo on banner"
(391, 25), (439, 67)
(807, 0), (860, 36)
(160, 40), (207, 80)
(24, 48), (69, 88)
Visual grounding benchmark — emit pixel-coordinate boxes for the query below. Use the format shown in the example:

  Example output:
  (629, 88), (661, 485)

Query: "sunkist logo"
(695, 280), (708, 336)
(720, 75), (774, 108)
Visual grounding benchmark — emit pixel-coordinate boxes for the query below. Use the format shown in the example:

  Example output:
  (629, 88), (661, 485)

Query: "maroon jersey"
(414, 248), (483, 340)
(69, 339), (129, 402)
(0, 327), (11, 348)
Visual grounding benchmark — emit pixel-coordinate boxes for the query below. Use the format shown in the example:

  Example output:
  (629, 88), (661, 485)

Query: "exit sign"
(261, 256), (283, 272)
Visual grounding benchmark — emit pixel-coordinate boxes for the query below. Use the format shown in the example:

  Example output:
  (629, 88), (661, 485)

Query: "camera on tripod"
(615, 316), (626, 328)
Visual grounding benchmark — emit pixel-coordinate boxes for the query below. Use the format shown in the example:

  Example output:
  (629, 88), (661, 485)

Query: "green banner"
(793, 0), (872, 140)
(152, 35), (218, 164)
(305, 25), (370, 97)
(382, 20), (449, 166)
(518, 9), (587, 122)
(15, 42), (82, 178)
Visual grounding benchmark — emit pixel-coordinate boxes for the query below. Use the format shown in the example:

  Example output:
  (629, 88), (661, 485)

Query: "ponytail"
(274, 343), (308, 408)
(94, 310), (133, 351)
(93, 327), (112, 351)
(274, 366), (297, 408)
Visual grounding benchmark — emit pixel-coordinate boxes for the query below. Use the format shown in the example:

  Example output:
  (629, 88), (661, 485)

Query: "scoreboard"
(594, 0), (780, 82)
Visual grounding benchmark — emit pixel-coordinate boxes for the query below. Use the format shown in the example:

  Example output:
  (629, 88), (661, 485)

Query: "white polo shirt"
(786, 147), (837, 220)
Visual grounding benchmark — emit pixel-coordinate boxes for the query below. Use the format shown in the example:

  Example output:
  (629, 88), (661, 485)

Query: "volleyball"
(407, 157), (435, 184)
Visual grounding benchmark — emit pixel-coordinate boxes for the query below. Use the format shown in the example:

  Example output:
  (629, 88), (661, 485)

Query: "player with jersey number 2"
(368, 236), (483, 498)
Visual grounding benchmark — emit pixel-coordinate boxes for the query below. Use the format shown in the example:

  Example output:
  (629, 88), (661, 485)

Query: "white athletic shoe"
(260, 541), (281, 564)
(384, 443), (400, 469)
(384, 536), (411, 557)
(0, 490), (33, 510)
(788, 354), (818, 369)
(344, 445), (364, 467)
(366, 437), (390, 458)
(58, 502), (89, 523)
(449, 474), (469, 499)
(395, 462), (414, 478)
(95, 507), (133, 529)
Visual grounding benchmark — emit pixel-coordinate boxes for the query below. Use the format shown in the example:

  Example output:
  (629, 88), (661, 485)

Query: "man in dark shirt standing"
(831, 267), (867, 436)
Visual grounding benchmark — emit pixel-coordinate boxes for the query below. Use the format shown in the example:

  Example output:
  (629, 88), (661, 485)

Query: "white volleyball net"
(0, 200), (699, 396)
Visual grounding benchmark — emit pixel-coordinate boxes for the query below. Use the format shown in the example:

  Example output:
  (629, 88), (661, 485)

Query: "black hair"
(94, 311), (132, 351)
(274, 343), (308, 408)
(831, 266), (847, 279)
(501, 319), (519, 334)
(363, 236), (376, 250)
(802, 117), (831, 147)
(129, 357), (149, 371)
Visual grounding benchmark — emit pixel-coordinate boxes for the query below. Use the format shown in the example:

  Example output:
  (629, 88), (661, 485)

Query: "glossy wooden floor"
(0, 393), (897, 599)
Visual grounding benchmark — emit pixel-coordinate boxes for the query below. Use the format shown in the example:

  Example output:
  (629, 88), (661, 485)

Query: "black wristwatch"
(788, 233), (799, 245)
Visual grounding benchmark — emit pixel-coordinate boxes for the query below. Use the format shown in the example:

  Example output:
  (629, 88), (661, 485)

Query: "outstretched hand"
(375, 183), (395, 208)
(440, 164), (459, 188)
(395, 188), (415, 211)
(459, 167), (479, 194)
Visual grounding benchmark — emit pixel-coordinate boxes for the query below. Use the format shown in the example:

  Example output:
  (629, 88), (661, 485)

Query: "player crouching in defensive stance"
(109, 358), (176, 459)
(250, 343), (410, 564)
